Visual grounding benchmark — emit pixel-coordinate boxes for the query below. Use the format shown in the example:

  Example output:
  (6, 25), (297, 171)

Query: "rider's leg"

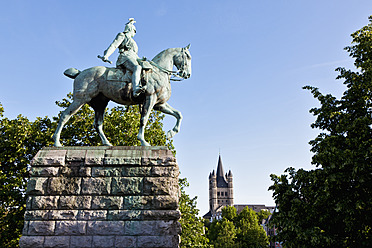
(132, 65), (143, 97)
(123, 59), (143, 97)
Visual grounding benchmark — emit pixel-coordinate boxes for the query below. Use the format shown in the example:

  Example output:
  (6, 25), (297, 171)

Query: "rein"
(148, 60), (184, 81)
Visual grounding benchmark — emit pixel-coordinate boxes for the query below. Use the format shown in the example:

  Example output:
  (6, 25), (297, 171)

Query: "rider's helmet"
(124, 18), (136, 33)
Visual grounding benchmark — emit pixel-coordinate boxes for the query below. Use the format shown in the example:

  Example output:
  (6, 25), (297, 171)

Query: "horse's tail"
(64, 68), (81, 79)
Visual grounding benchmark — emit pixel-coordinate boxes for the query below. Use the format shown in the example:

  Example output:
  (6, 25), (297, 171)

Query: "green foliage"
(214, 219), (237, 248)
(207, 206), (269, 248)
(256, 209), (270, 225)
(179, 178), (210, 248)
(0, 106), (54, 247)
(235, 207), (269, 248)
(269, 16), (372, 247)
(222, 205), (237, 222)
(0, 94), (174, 247)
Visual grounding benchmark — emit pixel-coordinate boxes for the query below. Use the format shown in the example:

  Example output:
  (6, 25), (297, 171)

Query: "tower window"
(225, 192), (228, 196)
(217, 192), (220, 196)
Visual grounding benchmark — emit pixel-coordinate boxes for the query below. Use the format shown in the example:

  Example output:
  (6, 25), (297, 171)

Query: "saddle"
(106, 58), (153, 85)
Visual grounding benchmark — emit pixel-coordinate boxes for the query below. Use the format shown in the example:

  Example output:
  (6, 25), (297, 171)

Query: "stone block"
(59, 166), (91, 177)
(59, 196), (91, 209)
(32, 149), (67, 166)
(19, 236), (44, 248)
(28, 221), (55, 235)
(30, 167), (59, 177)
(111, 177), (143, 195)
(26, 196), (32, 209)
(32, 196), (59, 210)
(91, 196), (123, 209)
(107, 210), (142, 221)
(79, 167), (91, 177)
(124, 220), (157, 236)
(26, 177), (48, 195)
(49, 210), (78, 220)
(77, 210), (107, 220)
(104, 157), (141, 165)
(44, 236), (70, 248)
(85, 149), (105, 165)
(141, 157), (162, 166)
(161, 156), (177, 166)
(142, 210), (181, 220)
(55, 221), (86, 235)
(114, 236), (137, 248)
(70, 236), (93, 248)
(151, 166), (179, 177)
(137, 235), (176, 248)
(157, 220), (182, 236)
(92, 236), (115, 247)
(153, 195), (178, 210)
(24, 210), (49, 221)
(81, 177), (111, 195)
(143, 177), (178, 195)
(123, 166), (151, 176)
(22, 220), (29, 235)
(87, 221), (125, 235)
(141, 148), (172, 158)
(124, 196), (153, 210)
(105, 148), (142, 158)
(123, 220), (181, 237)
(92, 167), (122, 177)
(66, 149), (87, 162)
(48, 177), (81, 195)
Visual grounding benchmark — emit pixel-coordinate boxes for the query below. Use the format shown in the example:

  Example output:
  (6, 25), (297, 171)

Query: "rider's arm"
(103, 32), (125, 59)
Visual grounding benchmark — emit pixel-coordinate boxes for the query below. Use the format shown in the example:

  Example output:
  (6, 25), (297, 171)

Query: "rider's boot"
(132, 66), (145, 97)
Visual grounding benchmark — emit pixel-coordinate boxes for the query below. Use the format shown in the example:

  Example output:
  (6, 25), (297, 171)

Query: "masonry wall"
(19, 146), (180, 248)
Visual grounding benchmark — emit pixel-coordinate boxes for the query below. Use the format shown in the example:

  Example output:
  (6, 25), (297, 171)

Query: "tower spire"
(216, 154), (228, 187)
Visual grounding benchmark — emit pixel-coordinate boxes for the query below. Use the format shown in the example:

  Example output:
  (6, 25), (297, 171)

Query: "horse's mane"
(152, 47), (179, 63)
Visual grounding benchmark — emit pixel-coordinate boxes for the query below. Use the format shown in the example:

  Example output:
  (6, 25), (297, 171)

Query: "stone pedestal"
(19, 147), (180, 248)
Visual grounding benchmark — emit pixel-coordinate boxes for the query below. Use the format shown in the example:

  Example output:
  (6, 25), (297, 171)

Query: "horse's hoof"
(167, 130), (176, 139)
(140, 141), (151, 146)
(54, 142), (63, 147)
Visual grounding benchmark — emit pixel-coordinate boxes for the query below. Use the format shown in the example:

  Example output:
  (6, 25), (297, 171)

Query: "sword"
(97, 55), (112, 64)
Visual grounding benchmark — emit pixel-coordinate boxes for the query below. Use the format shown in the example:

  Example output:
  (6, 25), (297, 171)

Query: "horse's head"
(174, 44), (192, 79)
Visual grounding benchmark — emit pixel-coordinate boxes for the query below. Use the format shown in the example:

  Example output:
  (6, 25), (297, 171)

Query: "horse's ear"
(185, 44), (190, 50)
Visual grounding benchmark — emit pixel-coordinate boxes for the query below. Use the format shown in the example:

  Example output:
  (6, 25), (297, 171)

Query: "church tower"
(206, 155), (234, 219)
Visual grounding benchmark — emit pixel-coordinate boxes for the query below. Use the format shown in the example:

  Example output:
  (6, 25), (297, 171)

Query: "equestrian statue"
(52, 18), (192, 147)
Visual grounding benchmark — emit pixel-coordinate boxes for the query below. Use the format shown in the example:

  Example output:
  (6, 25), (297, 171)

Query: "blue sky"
(1, 1), (372, 216)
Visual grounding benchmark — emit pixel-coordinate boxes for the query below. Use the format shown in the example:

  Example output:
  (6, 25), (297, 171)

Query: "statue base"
(19, 146), (180, 248)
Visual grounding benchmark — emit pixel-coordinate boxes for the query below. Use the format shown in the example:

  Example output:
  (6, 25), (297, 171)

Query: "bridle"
(148, 48), (190, 81)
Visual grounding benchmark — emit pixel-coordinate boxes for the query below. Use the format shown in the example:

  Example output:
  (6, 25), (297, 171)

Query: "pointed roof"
(216, 155), (228, 187)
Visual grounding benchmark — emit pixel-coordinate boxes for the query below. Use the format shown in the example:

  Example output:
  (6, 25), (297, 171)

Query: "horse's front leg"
(137, 95), (157, 146)
(153, 102), (182, 139)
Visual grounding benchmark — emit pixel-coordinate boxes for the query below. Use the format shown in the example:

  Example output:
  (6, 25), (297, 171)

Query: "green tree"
(179, 178), (210, 248)
(235, 207), (269, 248)
(0, 94), (174, 247)
(214, 219), (237, 248)
(256, 209), (271, 225)
(270, 16), (372, 247)
(222, 205), (237, 222)
(207, 206), (268, 248)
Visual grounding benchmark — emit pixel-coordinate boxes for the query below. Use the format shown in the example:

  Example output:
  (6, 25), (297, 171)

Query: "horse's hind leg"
(89, 94), (112, 146)
(53, 100), (85, 147)
(154, 102), (183, 139)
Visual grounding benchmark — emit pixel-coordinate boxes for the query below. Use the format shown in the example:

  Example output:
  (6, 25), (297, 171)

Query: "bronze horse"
(53, 45), (192, 146)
